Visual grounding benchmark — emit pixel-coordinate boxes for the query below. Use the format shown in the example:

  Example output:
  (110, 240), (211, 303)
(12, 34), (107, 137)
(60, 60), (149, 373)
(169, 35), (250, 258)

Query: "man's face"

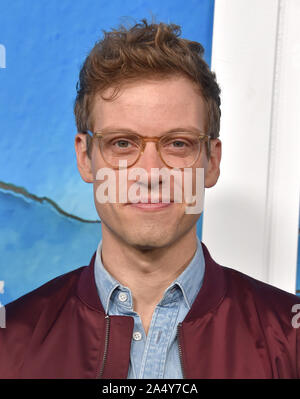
(75, 75), (221, 250)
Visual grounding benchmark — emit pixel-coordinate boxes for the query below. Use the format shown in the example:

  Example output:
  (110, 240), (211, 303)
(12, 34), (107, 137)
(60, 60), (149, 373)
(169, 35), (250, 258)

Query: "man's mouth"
(126, 198), (174, 210)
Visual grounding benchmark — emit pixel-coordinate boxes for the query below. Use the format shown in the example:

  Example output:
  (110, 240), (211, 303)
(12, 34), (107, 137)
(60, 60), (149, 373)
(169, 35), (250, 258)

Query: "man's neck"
(100, 226), (198, 333)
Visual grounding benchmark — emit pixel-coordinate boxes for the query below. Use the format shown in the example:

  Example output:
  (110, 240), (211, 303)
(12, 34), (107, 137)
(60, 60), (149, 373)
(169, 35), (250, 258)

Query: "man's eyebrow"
(95, 126), (206, 134)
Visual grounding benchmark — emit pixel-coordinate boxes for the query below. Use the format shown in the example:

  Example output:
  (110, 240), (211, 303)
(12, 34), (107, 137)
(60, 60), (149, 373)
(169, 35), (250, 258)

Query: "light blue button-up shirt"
(94, 236), (205, 379)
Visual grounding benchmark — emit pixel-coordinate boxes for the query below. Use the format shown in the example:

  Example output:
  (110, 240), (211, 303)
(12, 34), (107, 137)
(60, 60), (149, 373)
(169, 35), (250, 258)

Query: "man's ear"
(74, 133), (94, 183)
(205, 139), (222, 188)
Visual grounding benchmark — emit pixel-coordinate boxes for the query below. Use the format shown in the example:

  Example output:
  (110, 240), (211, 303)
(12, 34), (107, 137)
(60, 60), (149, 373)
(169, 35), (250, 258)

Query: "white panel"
(203, 0), (300, 293)
(264, 0), (300, 292)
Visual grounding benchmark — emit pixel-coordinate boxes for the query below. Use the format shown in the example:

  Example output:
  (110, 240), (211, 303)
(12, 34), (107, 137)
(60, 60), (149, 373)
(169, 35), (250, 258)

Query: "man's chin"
(122, 231), (174, 251)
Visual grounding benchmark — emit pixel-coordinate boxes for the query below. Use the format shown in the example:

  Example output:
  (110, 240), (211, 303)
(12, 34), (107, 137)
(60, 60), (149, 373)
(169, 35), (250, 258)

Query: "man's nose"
(131, 142), (166, 189)
(135, 142), (166, 174)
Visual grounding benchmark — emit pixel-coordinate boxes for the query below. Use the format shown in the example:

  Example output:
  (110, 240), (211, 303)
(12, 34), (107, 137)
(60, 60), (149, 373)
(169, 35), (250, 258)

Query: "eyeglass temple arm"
(84, 130), (94, 138)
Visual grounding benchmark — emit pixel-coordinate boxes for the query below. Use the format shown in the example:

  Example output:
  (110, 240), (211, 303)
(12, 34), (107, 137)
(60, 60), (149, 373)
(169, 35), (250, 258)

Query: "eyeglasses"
(84, 129), (210, 169)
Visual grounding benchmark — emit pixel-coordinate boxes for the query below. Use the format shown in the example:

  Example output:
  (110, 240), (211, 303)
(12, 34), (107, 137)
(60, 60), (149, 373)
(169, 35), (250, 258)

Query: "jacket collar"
(76, 241), (227, 320)
(76, 251), (105, 313)
(183, 242), (227, 321)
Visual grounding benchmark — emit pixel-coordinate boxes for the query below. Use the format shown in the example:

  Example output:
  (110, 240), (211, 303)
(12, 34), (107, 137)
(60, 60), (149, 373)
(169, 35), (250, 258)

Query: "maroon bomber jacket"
(1, 242), (300, 379)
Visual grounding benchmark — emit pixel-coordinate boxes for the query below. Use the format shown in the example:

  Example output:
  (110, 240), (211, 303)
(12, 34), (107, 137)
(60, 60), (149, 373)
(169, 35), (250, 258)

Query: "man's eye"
(166, 139), (190, 149)
(113, 140), (132, 148)
(171, 140), (186, 147)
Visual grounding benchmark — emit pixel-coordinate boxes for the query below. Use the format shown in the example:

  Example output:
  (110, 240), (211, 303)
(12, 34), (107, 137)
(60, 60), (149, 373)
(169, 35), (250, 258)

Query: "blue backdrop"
(0, 0), (215, 305)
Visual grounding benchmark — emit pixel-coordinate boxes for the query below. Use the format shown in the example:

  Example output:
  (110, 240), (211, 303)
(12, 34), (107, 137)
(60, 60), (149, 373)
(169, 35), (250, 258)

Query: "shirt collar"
(94, 236), (205, 314)
(94, 241), (120, 315)
(171, 236), (205, 308)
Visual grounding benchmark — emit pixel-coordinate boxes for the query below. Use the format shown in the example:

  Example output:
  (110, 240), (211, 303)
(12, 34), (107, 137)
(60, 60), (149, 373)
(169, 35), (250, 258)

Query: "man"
(1, 19), (300, 379)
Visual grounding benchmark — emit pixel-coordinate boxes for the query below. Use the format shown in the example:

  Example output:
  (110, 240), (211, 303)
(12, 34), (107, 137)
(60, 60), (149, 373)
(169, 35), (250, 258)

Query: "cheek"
(92, 190), (120, 223)
(181, 159), (205, 197)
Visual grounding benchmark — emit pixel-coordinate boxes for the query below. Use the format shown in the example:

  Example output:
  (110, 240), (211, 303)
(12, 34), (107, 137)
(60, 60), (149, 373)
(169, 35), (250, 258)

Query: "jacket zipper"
(98, 317), (184, 378)
(177, 322), (186, 379)
(98, 314), (110, 378)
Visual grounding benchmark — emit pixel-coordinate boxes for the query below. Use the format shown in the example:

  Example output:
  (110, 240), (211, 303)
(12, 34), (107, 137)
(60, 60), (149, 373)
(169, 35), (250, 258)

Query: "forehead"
(90, 75), (208, 133)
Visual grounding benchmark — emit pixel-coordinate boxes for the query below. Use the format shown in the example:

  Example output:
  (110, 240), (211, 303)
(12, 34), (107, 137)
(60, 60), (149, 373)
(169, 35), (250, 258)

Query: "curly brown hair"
(74, 18), (221, 159)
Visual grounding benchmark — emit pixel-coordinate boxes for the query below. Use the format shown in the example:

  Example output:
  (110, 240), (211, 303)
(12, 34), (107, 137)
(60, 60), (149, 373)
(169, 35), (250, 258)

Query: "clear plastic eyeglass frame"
(84, 129), (211, 169)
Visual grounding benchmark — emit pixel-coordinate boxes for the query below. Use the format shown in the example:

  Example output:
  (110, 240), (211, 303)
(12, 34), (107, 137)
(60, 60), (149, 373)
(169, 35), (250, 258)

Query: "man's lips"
(127, 200), (174, 204)
(126, 199), (174, 210)
(126, 198), (174, 204)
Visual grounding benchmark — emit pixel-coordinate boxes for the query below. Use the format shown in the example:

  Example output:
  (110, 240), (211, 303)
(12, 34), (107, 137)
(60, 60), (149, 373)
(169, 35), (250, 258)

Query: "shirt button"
(118, 292), (128, 302)
(133, 331), (142, 341)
